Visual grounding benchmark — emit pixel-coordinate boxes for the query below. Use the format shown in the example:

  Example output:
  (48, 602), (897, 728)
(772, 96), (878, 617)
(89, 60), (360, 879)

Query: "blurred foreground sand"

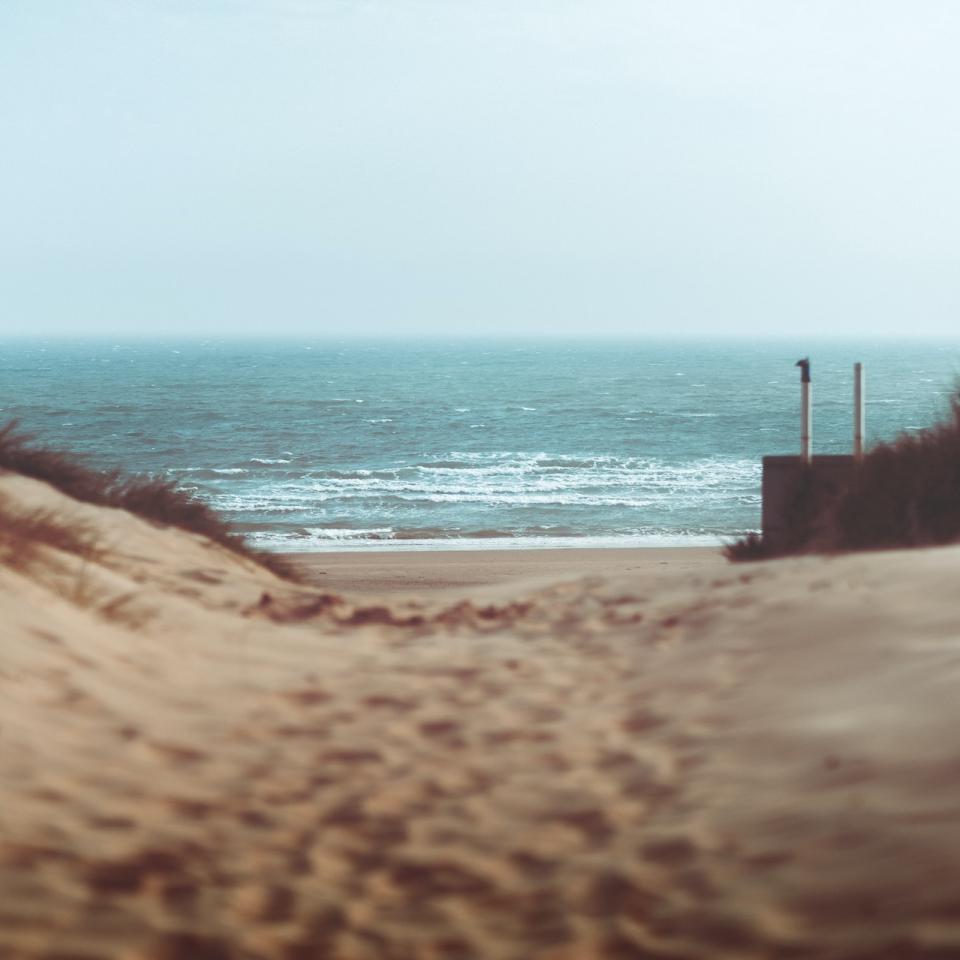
(3, 471), (960, 959)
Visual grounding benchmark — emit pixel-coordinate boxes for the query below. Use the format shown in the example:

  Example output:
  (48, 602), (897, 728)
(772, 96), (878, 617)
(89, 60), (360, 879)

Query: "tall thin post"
(797, 358), (812, 464)
(853, 362), (865, 461)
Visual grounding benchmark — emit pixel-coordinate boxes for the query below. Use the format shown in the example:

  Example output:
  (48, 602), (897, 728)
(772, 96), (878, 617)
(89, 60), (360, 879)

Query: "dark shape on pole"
(796, 357), (811, 383)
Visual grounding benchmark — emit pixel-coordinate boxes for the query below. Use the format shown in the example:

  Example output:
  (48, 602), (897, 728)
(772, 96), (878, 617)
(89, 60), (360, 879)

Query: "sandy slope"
(3, 472), (960, 960)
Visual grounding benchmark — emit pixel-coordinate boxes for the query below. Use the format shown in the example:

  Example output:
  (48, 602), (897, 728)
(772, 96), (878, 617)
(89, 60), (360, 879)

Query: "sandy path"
(5, 473), (960, 959)
(280, 546), (724, 597)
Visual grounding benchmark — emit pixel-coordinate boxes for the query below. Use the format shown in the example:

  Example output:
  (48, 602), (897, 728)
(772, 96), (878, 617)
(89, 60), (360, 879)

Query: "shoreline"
(280, 545), (726, 596)
(259, 534), (729, 553)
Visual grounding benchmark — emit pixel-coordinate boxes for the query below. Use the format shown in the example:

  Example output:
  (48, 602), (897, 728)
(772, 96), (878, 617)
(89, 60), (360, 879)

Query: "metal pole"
(797, 358), (811, 464)
(853, 362), (864, 461)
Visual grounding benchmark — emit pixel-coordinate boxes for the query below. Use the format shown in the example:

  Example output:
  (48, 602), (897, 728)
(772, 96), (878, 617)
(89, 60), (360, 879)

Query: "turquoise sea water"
(2, 339), (958, 550)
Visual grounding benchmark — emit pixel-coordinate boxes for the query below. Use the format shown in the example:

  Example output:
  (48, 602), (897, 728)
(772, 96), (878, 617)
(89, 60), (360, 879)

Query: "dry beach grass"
(0, 421), (294, 579)
(4, 468), (960, 958)
(728, 388), (960, 560)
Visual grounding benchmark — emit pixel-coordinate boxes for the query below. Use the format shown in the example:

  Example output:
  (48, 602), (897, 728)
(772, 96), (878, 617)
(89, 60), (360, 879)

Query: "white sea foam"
(174, 467), (248, 475)
(247, 530), (729, 552)
(210, 454), (761, 518)
(297, 527), (394, 541)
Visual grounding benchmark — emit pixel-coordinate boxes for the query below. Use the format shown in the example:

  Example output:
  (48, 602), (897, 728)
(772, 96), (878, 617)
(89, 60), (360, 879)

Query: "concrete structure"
(759, 361), (866, 550)
(761, 455), (856, 550)
(854, 362), (865, 461)
(797, 358), (812, 464)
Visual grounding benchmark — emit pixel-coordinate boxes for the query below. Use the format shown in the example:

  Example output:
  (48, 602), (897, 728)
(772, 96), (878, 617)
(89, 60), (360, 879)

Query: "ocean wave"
(245, 528), (731, 551)
(250, 457), (292, 465)
(299, 527), (394, 540)
(391, 526), (584, 540)
(532, 456), (603, 469)
(208, 499), (310, 513)
(173, 467), (250, 477)
(225, 454), (758, 486)
(418, 460), (478, 470)
(187, 450), (761, 541)
(209, 460), (760, 514)
(315, 468), (400, 480)
(324, 492), (671, 508)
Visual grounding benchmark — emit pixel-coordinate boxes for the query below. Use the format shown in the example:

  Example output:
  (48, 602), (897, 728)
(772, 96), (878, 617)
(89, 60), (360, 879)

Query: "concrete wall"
(762, 455), (856, 550)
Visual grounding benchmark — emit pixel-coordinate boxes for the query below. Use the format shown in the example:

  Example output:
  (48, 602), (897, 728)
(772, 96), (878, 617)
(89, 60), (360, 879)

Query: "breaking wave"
(208, 451), (759, 549)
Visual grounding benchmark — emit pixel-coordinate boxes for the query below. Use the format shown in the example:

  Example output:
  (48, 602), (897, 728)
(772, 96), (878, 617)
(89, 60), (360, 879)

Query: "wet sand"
(281, 546), (724, 596)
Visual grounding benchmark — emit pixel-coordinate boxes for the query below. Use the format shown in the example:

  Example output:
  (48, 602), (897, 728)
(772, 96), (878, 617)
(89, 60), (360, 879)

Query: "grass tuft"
(0, 495), (102, 572)
(830, 392), (960, 551)
(0, 421), (294, 578)
(722, 532), (765, 562)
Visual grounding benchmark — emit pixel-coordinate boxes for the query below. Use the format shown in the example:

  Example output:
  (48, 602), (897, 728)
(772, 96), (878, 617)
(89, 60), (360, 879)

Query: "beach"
(282, 546), (724, 596)
(5, 469), (960, 958)
(10, 0), (960, 953)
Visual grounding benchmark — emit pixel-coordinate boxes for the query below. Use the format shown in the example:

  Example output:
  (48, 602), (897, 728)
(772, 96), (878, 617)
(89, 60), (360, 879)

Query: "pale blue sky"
(2, 1), (960, 337)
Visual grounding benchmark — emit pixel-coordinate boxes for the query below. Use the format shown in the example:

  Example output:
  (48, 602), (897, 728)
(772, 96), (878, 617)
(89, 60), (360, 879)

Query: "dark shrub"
(723, 532), (765, 561)
(831, 393), (960, 550)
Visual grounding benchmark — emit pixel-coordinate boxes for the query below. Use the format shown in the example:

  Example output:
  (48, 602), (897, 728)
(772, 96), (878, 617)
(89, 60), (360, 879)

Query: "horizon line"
(5, 333), (960, 343)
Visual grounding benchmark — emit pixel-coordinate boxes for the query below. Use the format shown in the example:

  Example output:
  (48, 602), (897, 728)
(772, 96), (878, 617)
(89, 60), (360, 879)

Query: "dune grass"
(0, 421), (294, 578)
(0, 493), (102, 572)
(830, 393), (960, 550)
(727, 389), (960, 560)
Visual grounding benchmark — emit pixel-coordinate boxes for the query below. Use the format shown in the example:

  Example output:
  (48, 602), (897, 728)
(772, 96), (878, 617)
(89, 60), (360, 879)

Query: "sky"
(2, 0), (960, 338)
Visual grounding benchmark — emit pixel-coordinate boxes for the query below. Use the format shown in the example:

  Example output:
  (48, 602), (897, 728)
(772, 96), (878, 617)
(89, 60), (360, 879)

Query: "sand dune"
(3, 471), (960, 959)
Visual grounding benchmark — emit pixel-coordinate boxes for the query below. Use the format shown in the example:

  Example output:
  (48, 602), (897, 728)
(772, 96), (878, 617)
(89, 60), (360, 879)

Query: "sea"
(2, 339), (958, 552)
